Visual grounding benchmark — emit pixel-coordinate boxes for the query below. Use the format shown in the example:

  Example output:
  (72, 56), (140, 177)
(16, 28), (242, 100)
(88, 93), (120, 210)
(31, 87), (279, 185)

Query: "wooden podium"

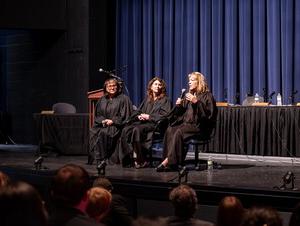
(87, 89), (104, 128)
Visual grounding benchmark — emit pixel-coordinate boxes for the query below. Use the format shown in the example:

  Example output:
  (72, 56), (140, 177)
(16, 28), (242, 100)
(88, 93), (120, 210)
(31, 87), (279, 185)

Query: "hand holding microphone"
(176, 88), (186, 105)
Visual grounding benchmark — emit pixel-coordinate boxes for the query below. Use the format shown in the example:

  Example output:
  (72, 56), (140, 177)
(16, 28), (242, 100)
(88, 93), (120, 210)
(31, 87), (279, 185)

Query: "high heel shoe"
(156, 163), (167, 172)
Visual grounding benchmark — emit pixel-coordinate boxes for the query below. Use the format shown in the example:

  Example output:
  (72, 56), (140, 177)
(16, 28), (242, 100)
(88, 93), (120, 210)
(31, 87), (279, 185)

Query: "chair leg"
(194, 144), (199, 170)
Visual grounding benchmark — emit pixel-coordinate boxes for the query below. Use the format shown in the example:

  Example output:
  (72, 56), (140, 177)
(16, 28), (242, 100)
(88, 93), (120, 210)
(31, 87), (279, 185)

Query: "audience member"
(133, 216), (167, 226)
(86, 187), (112, 222)
(93, 177), (133, 226)
(241, 206), (282, 226)
(216, 196), (244, 226)
(289, 202), (300, 226)
(0, 181), (48, 226)
(48, 164), (103, 226)
(0, 171), (10, 187)
(166, 184), (214, 226)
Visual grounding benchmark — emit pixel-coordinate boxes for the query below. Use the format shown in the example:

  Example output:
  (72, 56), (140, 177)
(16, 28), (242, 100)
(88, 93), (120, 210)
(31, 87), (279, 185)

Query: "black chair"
(52, 103), (76, 114)
(150, 118), (216, 170)
(148, 119), (169, 167)
(184, 128), (216, 171)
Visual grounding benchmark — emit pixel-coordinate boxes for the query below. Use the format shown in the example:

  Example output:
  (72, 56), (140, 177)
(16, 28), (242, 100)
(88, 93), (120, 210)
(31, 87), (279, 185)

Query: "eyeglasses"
(107, 84), (117, 88)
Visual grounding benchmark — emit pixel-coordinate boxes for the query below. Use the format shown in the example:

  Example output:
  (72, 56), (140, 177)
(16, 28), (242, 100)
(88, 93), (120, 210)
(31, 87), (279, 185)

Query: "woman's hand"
(102, 119), (113, 126)
(185, 93), (198, 104)
(176, 98), (183, 105)
(138, 114), (150, 121)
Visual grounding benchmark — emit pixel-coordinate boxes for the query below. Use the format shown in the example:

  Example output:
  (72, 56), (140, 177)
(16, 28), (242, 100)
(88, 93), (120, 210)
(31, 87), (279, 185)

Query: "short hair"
(147, 77), (167, 101)
(93, 177), (113, 191)
(169, 185), (198, 218)
(86, 187), (112, 220)
(0, 171), (10, 188)
(103, 78), (122, 95)
(51, 164), (90, 206)
(241, 206), (282, 226)
(0, 181), (48, 226)
(217, 196), (244, 226)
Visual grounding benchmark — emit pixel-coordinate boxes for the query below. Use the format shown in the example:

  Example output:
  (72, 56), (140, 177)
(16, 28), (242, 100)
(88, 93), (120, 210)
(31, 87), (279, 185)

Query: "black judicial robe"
(163, 91), (217, 165)
(118, 96), (171, 161)
(89, 93), (133, 161)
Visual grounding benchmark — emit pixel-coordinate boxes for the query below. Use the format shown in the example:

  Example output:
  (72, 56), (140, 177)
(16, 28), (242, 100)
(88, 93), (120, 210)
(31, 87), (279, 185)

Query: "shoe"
(156, 163), (167, 172)
(135, 161), (149, 169)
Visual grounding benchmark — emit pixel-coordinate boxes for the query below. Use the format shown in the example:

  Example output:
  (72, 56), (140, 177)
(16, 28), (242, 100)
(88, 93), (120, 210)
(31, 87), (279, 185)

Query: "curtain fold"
(116, 0), (300, 106)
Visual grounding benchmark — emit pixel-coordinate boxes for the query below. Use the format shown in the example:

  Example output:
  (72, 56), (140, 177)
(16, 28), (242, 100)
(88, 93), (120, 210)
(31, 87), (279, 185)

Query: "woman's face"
(188, 74), (198, 92)
(151, 80), (162, 95)
(106, 81), (118, 96)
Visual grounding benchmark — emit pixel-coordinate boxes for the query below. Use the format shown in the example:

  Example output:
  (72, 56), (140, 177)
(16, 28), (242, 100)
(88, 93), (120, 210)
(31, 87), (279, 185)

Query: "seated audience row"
(2, 166), (300, 226)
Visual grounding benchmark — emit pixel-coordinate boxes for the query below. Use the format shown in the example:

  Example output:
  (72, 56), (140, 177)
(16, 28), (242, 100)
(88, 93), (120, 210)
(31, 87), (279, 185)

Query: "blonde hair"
(188, 72), (209, 94)
(86, 187), (112, 220)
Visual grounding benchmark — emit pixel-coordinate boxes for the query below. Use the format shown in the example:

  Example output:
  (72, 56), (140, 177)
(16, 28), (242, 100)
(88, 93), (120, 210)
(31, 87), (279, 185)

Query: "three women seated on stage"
(89, 72), (217, 170)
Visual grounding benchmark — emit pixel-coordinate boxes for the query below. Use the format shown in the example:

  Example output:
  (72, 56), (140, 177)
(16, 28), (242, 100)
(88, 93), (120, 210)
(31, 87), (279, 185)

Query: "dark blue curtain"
(116, 0), (300, 106)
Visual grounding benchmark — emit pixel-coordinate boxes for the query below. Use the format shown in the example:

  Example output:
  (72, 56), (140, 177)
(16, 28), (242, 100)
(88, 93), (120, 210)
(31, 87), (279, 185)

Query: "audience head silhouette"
(0, 181), (48, 226)
(217, 196), (244, 226)
(93, 177), (114, 191)
(86, 187), (112, 222)
(241, 206), (282, 226)
(51, 163), (90, 206)
(169, 184), (198, 218)
(289, 202), (300, 226)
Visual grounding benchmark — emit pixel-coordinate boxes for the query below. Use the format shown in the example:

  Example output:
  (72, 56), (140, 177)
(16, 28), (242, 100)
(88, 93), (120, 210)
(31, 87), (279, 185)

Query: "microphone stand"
(99, 66), (130, 96)
(289, 90), (298, 105)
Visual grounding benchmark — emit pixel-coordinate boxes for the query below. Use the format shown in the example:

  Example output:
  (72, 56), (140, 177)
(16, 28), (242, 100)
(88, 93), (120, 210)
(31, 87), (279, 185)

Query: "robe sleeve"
(94, 97), (106, 126)
(149, 97), (172, 123)
(111, 95), (133, 126)
(193, 91), (217, 121)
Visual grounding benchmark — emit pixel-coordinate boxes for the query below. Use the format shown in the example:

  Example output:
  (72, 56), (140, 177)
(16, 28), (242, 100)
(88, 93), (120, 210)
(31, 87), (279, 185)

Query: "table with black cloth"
(34, 113), (89, 155)
(209, 106), (300, 157)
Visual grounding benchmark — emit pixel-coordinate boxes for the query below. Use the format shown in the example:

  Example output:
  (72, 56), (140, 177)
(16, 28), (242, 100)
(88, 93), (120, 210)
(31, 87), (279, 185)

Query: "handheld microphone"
(180, 88), (186, 99)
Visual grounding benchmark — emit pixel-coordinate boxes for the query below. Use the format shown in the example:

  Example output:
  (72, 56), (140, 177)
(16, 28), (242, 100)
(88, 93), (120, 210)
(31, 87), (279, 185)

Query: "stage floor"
(1, 144), (300, 213)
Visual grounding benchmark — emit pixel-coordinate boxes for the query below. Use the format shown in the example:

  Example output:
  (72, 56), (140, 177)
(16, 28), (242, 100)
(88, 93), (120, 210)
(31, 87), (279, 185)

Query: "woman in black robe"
(119, 77), (171, 168)
(89, 78), (133, 165)
(156, 72), (217, 172)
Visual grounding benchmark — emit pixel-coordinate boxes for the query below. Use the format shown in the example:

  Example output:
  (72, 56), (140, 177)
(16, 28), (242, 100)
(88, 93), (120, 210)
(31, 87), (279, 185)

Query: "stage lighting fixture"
(178, 166), (188, 184)
(34, 156), (44, 170)
(279, 171), (298, 191)
(97, 161), (107, 176)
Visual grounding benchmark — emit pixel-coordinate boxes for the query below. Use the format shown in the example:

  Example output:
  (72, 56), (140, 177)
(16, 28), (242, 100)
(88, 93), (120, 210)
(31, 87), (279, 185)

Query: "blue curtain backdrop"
(115, 0), (300, 106)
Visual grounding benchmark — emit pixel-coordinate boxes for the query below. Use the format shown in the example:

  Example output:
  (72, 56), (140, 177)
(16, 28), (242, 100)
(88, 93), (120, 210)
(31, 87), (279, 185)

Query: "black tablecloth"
(210, 106), (300, 157)
(34, 106), (300, 157)
(34, 113), (89, 155)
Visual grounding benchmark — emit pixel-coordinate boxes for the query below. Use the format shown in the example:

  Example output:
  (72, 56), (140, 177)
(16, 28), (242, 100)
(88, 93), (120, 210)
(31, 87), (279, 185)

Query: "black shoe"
(156, 163), (167, 172)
